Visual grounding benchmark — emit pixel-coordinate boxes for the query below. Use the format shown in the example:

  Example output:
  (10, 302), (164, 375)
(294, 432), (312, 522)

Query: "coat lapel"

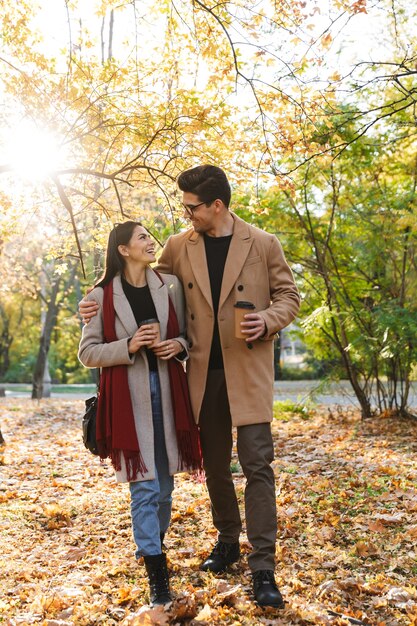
(218, 213), (253, 311)
(112, 275), (138, 337)
(112, 271), (169, 341)
(186, 231), (213, 309)
(146, 267), (169, 340)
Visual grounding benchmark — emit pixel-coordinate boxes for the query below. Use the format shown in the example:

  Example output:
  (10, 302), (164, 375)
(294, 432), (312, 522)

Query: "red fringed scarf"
(96, 280), (147, 481)
(153, 271), (202, 472)
(96, 277), (202, 482)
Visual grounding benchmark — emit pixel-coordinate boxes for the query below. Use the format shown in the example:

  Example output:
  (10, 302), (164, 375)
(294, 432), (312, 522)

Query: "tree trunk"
(274, 334), (282, 380)
(32, 278), (61, 399)
(108, 10), (114, 60)
(0, 303), (13, 379)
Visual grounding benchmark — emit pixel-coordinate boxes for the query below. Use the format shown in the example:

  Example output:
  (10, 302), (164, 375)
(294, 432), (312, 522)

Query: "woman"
(78, 221), (201, 606)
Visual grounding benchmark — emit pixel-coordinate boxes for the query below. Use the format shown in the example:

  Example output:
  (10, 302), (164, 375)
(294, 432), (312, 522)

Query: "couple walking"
(78, 164), (300, 609)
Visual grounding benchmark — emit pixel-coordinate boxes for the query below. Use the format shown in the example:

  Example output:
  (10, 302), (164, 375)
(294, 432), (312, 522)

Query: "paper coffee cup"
(234, 301), (255, 339)
(139, 318), (160, 347)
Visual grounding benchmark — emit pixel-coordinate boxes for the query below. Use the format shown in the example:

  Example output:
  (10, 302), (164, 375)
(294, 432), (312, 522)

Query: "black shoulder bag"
(82, 383), (100, 456)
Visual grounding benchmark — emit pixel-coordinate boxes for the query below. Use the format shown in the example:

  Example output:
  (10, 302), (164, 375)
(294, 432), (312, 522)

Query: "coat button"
(191, 314), (195, 320)
(237, 284), (244, 291)
(188, 282), (193, 289)
(247, 343), (253, 350)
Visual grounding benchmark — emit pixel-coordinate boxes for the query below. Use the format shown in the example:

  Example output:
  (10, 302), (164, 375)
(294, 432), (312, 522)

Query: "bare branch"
(51, 175), (86, 278)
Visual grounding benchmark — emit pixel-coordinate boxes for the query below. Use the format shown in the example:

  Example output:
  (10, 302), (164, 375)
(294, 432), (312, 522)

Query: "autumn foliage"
(1, 399), (417, 625)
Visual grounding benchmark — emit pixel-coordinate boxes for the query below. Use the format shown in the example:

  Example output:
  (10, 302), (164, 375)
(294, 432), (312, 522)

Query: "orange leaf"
(368, 520), (386, 532)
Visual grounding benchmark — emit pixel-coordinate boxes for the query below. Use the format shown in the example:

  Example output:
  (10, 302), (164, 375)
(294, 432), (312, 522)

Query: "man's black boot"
(200, 540), (240, 573)
(143, 553), (172, 606)
(253, 570), (284, 608)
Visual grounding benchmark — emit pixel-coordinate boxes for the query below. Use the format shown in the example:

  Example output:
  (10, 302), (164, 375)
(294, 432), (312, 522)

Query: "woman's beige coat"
(78, 270), (188, 483)
(156, 212), (300, 426)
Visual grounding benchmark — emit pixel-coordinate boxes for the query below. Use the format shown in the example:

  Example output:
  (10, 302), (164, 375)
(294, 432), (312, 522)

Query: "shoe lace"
(211, 541), (234, 557)
(254, 570), (277, 588)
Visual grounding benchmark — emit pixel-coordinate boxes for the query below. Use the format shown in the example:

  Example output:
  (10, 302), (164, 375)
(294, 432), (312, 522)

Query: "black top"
(121, 276), (158, 371)
(204, 233), (233, 370)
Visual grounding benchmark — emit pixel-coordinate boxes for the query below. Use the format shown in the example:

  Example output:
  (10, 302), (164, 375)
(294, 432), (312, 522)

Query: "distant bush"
(277, 366), (318, 380)
(3, 355), (36, 383)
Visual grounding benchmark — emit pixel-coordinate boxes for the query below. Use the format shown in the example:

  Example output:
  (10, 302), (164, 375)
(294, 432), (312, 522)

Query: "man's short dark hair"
(177, 165), (231, 208)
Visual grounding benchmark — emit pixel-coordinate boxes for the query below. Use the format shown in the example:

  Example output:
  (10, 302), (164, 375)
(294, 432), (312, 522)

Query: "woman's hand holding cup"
(128, 324), (159, 354)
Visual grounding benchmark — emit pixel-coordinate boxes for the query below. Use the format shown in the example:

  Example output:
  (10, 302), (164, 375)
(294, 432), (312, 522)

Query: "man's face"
(182, 192), (215, 234)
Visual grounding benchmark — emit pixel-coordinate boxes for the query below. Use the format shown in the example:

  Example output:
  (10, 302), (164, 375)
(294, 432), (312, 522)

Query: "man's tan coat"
(157, 212), (300, 426)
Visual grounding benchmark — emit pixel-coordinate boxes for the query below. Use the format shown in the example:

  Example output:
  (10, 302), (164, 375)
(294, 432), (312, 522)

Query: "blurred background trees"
(0, 0), (416, 415)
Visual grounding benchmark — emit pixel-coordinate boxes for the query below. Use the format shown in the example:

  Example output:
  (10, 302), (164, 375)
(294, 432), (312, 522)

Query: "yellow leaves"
(169, 592), (198, 620)
(355, 540), (378, 557)
(0, 489), (18, 502)
(121, 604), (170, 625)
(122, 594), (219, 625)
(28, 591), (74, 619)
(3, 400), (417, 625)
(406, 524), (417, 538)
(116, 586), (142, 606)
(329, 71), (342, 82)
(108, 563), (131, 577)
(316, 525), (336, 544)
(374, 463), (397, 476)
(309, 478), (331, 493)
(0, 599), (11, 614)
(94, 0), (130, 18)
(42, 502), (73, 529)
(194, 602), (212, 621)
(323, 511), (340, 527)
(320, 33), (333, 51)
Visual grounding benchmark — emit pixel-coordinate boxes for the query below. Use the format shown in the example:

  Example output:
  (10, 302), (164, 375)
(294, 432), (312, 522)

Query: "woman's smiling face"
(119, 225), (156, 265)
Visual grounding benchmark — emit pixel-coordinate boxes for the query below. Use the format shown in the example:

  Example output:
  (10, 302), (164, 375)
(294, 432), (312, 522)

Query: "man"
(80, 165), (300, 608)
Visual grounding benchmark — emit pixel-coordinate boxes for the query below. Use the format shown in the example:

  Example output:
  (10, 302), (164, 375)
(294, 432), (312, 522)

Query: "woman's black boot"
(143, 553), (172, 606)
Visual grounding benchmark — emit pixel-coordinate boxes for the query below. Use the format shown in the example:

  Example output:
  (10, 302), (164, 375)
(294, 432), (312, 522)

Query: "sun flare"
(3, 120), (64, 181)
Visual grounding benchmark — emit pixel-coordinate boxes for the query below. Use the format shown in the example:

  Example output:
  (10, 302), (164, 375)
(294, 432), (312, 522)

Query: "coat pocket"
(244, 255), (262, 266)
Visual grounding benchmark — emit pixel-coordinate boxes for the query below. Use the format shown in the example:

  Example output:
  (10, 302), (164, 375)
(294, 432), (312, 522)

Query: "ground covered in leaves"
(1, 400), (417, 626)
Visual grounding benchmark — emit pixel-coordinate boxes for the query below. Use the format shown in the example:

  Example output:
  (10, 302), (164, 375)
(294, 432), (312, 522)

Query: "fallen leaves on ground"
(1, 399), (417, 625)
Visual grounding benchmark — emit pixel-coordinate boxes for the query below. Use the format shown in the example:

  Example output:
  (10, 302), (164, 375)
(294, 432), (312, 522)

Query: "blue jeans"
(129, 371), (174, 558)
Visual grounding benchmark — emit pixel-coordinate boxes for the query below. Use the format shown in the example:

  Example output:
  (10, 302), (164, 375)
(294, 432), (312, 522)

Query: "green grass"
(0, 384), (96, 394)
(273, 399), (314, 420)
(52, 384), (96, 393)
